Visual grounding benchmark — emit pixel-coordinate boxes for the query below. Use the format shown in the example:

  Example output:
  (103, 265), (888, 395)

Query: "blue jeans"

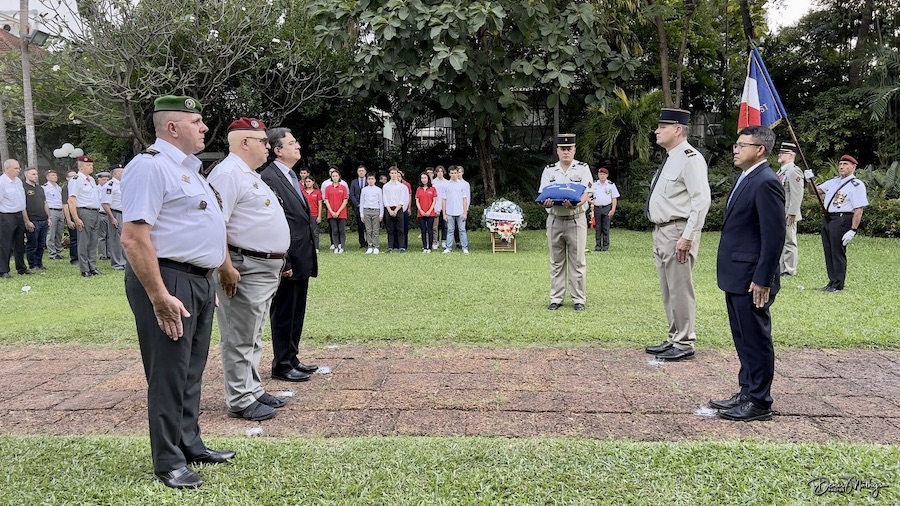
(26, 219), (48, 268)
(445, 215), (468, 250)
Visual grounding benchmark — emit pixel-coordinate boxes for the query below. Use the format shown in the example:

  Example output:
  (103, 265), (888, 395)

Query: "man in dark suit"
(349, 165), (368, 248)
(710, 125), (786, 422)
(261, 127), (319, 382)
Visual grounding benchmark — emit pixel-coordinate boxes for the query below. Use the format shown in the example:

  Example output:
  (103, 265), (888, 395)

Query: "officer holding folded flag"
(537, 133), (592, 311)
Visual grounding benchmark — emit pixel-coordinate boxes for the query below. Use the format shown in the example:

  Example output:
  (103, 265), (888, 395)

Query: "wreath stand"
(491, 233), (517, 253)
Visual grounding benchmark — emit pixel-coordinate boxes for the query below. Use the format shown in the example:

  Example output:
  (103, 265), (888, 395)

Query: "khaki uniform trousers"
(652, 221), (700, 350)
(779, 221), (798, 276)
(546, 212), (587, 305)
(215, 252), (283, 412)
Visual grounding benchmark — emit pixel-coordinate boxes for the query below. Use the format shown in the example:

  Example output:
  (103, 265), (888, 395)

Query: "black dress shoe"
(709, 392), (747, 410)
(272, 368), (311, 382)
(547, 302), (562, 310)
(188, 448), (236, 464)
(1, 273), (10, 279)
(818, 284), (831, 291)
(645, 341), (673, 354)
(717, 400), (773, 422)
(228, 400), (277, 421)
(155, 466), (203, 489)
(292, 361), (319, 373)
(655, 347), (695, 361)
(573, 303), (585, 311)
(90, 270), (103, 275)
(258, 392), (286, 408)
(18, 269), (32, 275)
(81, 272), (92, 277)
(824, 286), (841, 293)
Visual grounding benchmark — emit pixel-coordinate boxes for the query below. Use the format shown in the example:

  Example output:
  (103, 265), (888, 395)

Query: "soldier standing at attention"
(120, 95), (234, 489)
(644, 109), (711, 361)
(776, 142), (804, 276)
(539, 134), (592, 311)
(68, 155), (102, 277)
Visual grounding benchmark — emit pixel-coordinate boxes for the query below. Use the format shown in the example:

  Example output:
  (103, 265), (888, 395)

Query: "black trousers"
(355, 207), (366, 247)
(385, 212), (402, 249)
(725, 291), (776, 409)
(270, 277), (310, 373)
(594, 204), (612, 249)
(821, 214), (852, 290)
(125, 264), (215, 473)
(68, 225), (78, 261)
(0, 212), (27, 274)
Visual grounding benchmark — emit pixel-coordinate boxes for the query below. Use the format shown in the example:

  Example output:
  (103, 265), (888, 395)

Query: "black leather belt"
(111, 209), (122, 213)
(49, 208), (63, 211)
(828, 212), (851, 217)
(228, 245), (285, 260)
(657, 218), (687, 227)
(0, 211), (20, 215)
(78, 207), (99, 211)
(159, 258), (213, 277)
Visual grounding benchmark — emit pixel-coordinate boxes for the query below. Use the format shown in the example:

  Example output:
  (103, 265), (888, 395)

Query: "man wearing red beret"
(207, 117), (292, 421)
(810, 154), (868, 292)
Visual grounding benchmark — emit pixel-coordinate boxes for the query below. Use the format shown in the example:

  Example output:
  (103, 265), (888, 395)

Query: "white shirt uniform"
(432, 178), (448, 212)
(100, 178), (123, 211)
(592, 180), (620, 206)
(43, 182), (63, 209)
(647, 140), (711, 240)
(68, 172), (101, 208)
(121, 139), (226, 269)
(442, 179), (471, 216)
(207, 152), (290, 254)
(382, 180), (409, 211)
(538, 160), (593, 216)
(821, 175), (869, 212)
(0, 174), (25, 212)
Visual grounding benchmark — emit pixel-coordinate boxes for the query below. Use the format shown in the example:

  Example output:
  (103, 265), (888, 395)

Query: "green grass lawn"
(1, 229), (897, 349)
(1, 435), (897, 505)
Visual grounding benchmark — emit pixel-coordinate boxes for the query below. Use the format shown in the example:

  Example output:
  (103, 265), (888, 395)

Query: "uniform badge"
(250, 120), (260, 128)
(253, 182), (259, 189)
(184, 98), (196, 109)
(26, 189), (35, 196)
(265, 198), (271, 207)
(199, 200), (208, 210)
(795, 176), (802, 182)
(605, 189), (611, 195)
(106, 188), (112, 194)
(182, 175), (191, 184)
(834, 192), (847, 209)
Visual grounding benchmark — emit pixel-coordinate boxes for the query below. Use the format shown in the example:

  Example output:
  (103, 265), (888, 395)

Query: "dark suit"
(717, 162), (785, 409)
(260, 162), (319, 373)
(349, 177), (366, 247)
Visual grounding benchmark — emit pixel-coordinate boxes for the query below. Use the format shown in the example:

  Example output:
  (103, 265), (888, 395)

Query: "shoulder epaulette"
(545, 164), (554, 169)
(851, 179), (861, 186)
(685, 148), (696, 157)
(141, 148), (159, 156)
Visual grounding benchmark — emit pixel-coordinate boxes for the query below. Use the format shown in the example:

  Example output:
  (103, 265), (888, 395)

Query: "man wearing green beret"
(120, 95), (234, 489)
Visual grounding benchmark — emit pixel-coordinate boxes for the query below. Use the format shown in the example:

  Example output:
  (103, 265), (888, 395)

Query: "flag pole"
(748, 40), (827, 214)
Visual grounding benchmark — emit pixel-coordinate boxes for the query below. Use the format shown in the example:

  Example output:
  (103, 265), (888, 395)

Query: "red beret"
(227, 117), (267, 132)
(840, 154), (858, 165)
(598, 168), (609, 175)
(76, 156), (93, 163)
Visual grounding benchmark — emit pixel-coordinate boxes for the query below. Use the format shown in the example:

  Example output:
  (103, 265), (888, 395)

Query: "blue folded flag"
(535, 183), (587, 205)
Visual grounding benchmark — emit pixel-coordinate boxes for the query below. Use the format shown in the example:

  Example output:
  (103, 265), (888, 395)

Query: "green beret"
(153, 95), (202, 114)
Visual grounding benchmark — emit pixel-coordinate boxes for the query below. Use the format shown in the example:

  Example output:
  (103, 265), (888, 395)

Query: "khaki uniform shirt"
(647, 140), (711, 241)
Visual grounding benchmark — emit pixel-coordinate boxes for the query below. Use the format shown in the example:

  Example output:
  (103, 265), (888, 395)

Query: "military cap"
(779, 142), (799, 153)
(76, 155), (93, 163)
(598, 167), (609, 175)
(109, 163), (124, 170)
(557, 133), (576, 146)
(153, 95), (202, 114)
(228, 117), (267, 132)
(658, 108), (691, 125)
(840, 154), (858, 165)
(96, 171), (111, 178)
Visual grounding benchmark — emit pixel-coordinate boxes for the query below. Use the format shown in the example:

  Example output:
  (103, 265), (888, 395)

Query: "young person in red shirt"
(302, 177), (323, 251)
(323, 168), (349, 253)
(415, 172), (438, 253)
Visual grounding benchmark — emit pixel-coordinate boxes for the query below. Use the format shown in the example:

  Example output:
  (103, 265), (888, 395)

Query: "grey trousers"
(363, 208), (381, 248)
(98, 213), (109, 259)
(546, 213), (587, 305)
(215, 252), (283, 411)
(47, 208), (64, 257)
(107, 211), (127, 268)
(76, 208), (100, 273)
(125, 263), (215, 473)
(652, 221), (701, 351)
(779, 220), (798, 276)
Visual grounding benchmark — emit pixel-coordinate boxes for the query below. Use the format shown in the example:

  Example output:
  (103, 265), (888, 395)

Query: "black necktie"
(644, 154), (667, 220)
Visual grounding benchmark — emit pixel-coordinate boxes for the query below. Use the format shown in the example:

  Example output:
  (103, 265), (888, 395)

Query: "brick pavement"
(1, 345), (898, 443)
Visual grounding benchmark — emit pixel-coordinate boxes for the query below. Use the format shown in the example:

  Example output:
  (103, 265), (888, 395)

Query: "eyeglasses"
(733, 142), (763, 150)
(245, 137), (269, 145)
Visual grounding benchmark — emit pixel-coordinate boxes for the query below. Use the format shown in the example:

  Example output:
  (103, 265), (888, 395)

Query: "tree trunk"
(0, 97), (9, 162)
(652, 13), (674, 108)
(848, 0), (874, 89)
(20, 0), (38, 168)
(673, 0), (696, 109)
(476, 133), (495, 200)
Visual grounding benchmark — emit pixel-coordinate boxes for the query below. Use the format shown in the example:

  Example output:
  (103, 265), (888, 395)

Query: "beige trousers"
(779, 221), (798, 275)
(652, 222), (701, 350)
(546, 213), (587, 305)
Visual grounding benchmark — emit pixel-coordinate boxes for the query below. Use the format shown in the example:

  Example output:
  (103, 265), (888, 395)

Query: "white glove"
(804, 169), (815, 180)
(841, 230), (856, 246)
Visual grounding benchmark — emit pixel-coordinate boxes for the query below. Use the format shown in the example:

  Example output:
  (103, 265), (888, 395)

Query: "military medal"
(253, 182), (259, 189)
(199, 200), (207, 210)
(182, 175), (191, 183)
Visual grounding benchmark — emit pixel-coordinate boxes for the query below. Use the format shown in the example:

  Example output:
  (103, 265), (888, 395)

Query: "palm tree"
(576, 88), (663, 164)
(862, 47), (900, 122)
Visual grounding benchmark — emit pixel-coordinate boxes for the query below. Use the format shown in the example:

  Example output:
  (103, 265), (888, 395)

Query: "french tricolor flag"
(738, 46), (788, 132)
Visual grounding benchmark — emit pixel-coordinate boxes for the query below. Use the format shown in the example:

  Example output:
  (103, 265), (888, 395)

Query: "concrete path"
(1, 345), (898, 443)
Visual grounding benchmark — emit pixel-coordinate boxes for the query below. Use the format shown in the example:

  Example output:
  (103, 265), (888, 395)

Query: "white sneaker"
(432, 243), (439, 250)
(442, 249), (451, 254)
(338, 247), (344, 254)
(334, 248), (340, 254)
(365, 248), (373, 254)
(462, 248), (469, 255)
(373, 248), (379, 255)
(329, 244), (335, 250)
